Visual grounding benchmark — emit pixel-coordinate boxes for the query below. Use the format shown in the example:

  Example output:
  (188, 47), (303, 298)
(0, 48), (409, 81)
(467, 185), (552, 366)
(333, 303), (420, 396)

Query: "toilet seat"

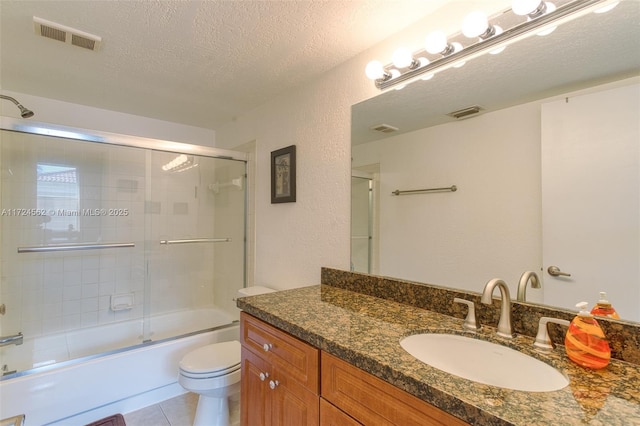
(179, 340), (241, 379)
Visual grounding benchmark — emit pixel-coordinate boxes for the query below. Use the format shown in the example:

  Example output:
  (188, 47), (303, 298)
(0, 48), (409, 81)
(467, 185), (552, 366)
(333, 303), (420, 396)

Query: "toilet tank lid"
(237, 286), (276, 297)
(179, 340), (241, 373)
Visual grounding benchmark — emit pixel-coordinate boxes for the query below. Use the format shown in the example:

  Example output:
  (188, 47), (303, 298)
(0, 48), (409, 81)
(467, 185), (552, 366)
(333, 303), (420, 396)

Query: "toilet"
(178, 286), (275, 426)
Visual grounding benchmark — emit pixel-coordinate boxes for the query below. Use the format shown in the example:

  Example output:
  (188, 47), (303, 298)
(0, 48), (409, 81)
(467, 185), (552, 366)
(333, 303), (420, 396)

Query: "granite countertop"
(237, 285), (640, 426)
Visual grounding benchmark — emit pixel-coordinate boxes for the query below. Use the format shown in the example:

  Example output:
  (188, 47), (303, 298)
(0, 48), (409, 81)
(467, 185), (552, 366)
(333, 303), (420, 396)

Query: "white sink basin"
(400, 333), (568, 392)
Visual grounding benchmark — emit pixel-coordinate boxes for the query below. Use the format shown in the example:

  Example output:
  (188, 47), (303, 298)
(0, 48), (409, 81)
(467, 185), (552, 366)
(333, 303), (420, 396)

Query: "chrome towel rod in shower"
(18, 242), (135, 253)
(160, 238), (232, 245)
(392, 185), (457, 196)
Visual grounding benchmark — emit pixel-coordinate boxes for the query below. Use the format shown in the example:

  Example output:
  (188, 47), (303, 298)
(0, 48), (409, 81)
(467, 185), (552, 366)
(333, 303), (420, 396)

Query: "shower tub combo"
(0, 118), (248, 425)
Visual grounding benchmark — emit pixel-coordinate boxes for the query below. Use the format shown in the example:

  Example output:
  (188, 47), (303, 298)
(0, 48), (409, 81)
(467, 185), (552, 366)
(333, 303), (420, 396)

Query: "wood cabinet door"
(241, 312), (319, 392)
(241, 348), (272, 426)
(270, 370), (319, 426)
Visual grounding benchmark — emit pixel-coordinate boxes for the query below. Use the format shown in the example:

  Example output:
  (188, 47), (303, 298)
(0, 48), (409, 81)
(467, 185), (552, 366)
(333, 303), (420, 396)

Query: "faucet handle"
(454, 298), (481, 331)
(534, 317), (570, 352)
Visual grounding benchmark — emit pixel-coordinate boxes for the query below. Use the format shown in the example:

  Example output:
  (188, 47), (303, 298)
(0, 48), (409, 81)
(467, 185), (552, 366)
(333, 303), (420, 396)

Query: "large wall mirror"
(351, 1), (640, 322)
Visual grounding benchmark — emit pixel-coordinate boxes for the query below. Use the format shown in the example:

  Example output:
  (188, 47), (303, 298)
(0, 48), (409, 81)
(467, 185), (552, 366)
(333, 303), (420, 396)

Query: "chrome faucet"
(481, 279), (514, 339)
(533, 317), (570, 352)
(453, 298), (481, 331)
(517, 271), (541, 302)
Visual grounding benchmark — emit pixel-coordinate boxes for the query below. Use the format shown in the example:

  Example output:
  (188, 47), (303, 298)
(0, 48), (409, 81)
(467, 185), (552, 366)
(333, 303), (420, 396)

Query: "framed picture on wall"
(271, 145), (296, 203)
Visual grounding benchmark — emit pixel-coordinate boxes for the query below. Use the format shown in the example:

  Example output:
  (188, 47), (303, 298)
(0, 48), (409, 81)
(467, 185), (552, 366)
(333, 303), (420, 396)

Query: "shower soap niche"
(110, 293), (134, 311)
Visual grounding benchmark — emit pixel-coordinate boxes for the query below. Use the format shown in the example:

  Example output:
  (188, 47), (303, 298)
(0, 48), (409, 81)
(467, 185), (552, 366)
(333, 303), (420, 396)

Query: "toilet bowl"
(179, 340), (241, 426)
(178, 286), (275, 426)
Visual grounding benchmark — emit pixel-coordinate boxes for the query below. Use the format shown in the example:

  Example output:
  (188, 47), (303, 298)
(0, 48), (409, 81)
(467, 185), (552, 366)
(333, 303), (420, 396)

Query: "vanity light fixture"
(425, 32), (465, 70)
(365, 0), (619, 91)
(462, 11), (498, 40)
(425, 31), (455, 56)
(462, 11), (506, 55)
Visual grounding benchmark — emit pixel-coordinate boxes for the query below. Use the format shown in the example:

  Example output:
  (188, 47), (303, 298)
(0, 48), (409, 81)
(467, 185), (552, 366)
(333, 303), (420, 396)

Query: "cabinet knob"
(269, 379), (279, 390)
(259, 372), (269, 381)
(263, 343), (273, 352)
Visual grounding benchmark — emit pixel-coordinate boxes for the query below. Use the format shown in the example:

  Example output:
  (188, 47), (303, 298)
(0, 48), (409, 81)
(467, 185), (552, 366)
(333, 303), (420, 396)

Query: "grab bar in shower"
(0, 332), (23, 347)
(160, 238), (232, 245)
(391, 185), (457, 196)
(17, 242), (135, 253)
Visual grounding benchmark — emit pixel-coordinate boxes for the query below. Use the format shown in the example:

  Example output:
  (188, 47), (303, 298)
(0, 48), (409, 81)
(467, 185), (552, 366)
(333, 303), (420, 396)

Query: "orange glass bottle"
(590, 292), (620, 319)
(565, 302), (611, 369)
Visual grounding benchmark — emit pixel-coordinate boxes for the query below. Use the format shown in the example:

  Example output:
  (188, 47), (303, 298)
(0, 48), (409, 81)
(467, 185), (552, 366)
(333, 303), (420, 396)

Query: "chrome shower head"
(18, 105), (34, 118)
(0, 94), (35, 118)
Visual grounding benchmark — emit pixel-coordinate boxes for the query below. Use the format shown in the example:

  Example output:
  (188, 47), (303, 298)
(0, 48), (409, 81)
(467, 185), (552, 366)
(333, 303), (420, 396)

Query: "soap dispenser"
(590, 292), (620, 319)
(565, 302), (611, 369)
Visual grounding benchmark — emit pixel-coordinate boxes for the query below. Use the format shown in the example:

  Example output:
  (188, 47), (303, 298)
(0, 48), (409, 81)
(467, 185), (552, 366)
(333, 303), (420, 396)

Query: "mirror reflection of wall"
(352, 77), (640, 322)
(351, 1), (640, 323)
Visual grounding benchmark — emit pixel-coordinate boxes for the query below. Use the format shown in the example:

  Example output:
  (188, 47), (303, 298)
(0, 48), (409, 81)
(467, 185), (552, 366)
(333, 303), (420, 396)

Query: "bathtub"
(0, 308), (239, 425)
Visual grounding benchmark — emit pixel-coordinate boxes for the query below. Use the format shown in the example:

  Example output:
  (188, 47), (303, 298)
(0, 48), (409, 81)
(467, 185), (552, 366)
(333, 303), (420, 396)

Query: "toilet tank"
(236, 286), (276, 299)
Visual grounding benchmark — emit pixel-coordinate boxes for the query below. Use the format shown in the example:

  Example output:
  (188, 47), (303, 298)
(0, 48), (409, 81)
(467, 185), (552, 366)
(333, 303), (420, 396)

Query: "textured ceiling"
(0, 0), (454, 129)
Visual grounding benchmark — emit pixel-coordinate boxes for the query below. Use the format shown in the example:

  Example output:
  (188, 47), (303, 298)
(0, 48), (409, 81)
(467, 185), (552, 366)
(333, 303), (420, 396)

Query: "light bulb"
(512, 0), (544, 16)
(392, 47), (415, 69)
(365, 60), (386, 80)
(425, 31), (448, 55)
(462, 11), (489, 38)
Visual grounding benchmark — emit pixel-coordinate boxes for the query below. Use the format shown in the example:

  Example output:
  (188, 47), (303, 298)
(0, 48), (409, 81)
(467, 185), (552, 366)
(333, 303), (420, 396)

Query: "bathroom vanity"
(237, 269), (640, 425)
(240, 313), (466, 426)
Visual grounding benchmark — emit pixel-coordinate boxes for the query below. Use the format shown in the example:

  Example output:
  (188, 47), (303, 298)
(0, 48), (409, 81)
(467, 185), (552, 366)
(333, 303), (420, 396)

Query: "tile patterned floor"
(123, 392), (240, 426)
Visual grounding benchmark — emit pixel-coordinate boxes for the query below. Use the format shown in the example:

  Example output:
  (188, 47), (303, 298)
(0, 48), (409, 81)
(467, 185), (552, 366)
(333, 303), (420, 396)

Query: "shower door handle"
(0, 332), (23, 347)
(160, 238), (232, 245)
(18, 242), (135, 253)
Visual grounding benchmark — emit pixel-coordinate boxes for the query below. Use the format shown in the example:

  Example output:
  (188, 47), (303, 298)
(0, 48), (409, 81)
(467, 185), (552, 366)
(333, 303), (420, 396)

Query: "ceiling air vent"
(370, 124), (399, 133)
(447, 105), (483, 120)
(33, 16), (102, 51)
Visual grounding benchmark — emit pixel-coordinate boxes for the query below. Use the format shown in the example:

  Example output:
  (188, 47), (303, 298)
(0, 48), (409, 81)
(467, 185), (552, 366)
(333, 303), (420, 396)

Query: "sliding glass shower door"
(0, 124), (247, 376)
(145, 151), (246, 340)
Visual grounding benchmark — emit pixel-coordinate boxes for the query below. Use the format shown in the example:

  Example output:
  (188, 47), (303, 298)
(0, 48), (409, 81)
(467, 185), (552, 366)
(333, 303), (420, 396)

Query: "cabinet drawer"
(241, 312), (319, 392)
(321, 352), (468, 426)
